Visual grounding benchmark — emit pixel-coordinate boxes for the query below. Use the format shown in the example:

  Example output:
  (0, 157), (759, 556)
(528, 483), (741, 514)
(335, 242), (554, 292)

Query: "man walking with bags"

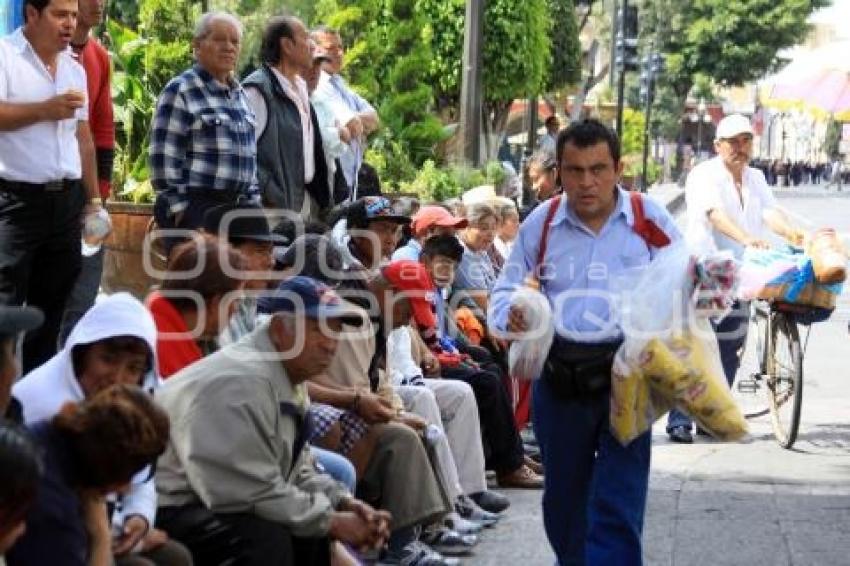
(491, 119), (680, 565)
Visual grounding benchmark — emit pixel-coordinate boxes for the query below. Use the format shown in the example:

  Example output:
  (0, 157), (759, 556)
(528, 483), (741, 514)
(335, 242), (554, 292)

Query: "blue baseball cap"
(258, 276), (364, 326)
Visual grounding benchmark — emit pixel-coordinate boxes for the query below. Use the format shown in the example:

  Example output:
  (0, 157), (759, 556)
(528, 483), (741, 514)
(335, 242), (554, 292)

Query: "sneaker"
(444, 511), (483, 535)
(468, 490), (510, 514)
(457, 494), (502, 527)
(379, 540), (461, 566)
(668, 425), (694, 444)
(420, 525), (477, 556)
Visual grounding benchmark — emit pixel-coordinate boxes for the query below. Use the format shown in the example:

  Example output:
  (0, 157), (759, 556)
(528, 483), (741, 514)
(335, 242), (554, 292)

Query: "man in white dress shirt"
(667, 113), (804, 443)
(0, 0), (101, 374)
(311, 26), (380, 200)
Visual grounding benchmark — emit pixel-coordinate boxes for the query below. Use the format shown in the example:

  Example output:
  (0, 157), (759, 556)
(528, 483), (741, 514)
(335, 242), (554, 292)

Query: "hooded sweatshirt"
(12, 292), (160, 527)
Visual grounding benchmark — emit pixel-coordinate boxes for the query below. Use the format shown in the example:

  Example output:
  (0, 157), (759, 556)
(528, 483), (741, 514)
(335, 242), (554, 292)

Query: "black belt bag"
(542, 338), (622, 400)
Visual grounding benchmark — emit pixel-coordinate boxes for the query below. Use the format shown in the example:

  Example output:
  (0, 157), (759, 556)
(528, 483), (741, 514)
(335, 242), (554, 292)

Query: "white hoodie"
(13, 292), (160, 528)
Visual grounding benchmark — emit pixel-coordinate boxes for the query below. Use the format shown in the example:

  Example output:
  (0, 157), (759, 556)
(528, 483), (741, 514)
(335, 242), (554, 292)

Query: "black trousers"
(157, 505), (330, 566)
(441, 361), (524, 475)
(153, 190), (252, 257)
(0, 180), (84, 373)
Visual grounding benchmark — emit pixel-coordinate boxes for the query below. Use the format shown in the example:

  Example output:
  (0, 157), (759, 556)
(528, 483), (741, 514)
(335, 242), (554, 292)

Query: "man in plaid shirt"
(149, 11), (259, 249)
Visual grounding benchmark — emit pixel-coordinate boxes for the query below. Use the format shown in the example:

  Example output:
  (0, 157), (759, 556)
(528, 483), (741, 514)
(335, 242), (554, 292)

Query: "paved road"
(470, 193), (850, 565)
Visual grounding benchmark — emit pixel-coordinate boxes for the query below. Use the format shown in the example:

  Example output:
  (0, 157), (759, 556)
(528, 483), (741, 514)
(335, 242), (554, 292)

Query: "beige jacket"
(325, 315), (404, 412)
(155, 322), (348, 537)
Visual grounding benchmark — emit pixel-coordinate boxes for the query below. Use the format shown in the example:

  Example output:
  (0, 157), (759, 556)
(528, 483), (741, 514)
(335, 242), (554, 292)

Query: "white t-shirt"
(685, 156), (778, 257)
(0, 28), (88, 182)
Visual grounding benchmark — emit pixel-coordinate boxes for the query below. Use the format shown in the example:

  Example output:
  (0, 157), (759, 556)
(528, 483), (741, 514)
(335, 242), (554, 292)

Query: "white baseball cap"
(715, 114), (753, 140)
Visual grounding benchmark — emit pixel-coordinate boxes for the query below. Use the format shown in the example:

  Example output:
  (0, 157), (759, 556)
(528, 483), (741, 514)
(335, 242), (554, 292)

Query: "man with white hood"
(12, 292), (191, 566)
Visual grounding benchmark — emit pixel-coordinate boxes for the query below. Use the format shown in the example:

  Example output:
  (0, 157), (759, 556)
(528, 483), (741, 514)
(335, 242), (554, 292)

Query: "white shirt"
(314, 70), (375, 195)
(685, 156), (778, 257)
(0, 28), (88, 182)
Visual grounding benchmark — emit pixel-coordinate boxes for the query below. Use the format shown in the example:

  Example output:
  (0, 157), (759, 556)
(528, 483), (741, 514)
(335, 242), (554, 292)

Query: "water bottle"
(423, 423), (443, 447)
(81, 207), (112, 257)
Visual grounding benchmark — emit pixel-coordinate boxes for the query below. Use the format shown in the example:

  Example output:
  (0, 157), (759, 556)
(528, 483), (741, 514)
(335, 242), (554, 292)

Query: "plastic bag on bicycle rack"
(507, 285), (555, 380)
(610, 241), (748, 446)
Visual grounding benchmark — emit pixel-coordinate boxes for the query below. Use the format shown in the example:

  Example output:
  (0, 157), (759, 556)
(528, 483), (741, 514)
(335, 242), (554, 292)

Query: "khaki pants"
(356, 422), (449, 531)
(397, 380), (488, 498)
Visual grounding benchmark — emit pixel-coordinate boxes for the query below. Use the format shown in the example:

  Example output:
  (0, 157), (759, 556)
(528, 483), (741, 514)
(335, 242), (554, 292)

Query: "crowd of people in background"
(0, 2), (577, 564)
(750, 159), (835, 187)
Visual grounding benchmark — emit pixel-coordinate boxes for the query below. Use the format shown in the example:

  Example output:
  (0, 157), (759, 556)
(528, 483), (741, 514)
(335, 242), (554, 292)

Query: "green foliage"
(107, 20), (158, 202)
(418, 0), (556, 105)
(107, 0), (194, 202)
(400, 160), (507, 202)
(642, 0), (829, 100)
(138, 0), (194, 93)
(621, 108), (646, 156)
(546, 0), (582, 92)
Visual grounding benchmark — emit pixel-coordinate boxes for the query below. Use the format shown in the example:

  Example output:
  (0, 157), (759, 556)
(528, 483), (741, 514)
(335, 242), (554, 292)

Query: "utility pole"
(614, 2), (638, 135)
(459, 0), (485, 166)
(640, 52), (664, 192)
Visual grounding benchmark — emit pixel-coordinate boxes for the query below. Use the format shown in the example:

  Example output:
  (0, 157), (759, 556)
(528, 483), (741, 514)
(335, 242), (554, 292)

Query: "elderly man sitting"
(154, 276), (396, 566)
(149, 11), (259, 250)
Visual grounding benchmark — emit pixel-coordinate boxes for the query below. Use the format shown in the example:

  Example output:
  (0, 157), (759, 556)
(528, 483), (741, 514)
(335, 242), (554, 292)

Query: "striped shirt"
(149, 65), (259, 213)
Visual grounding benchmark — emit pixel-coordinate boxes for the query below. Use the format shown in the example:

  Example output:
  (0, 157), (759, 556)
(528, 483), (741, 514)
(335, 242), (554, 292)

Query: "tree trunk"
(482, 100), (513, 161)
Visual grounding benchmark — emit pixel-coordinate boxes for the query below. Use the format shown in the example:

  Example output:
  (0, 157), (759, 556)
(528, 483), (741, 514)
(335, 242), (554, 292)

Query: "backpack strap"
(536, 195), (562, 270)
(629, 191), (671, 249)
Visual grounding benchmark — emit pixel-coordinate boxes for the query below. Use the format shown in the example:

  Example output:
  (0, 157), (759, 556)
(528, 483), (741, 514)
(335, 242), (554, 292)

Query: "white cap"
(715, 114), (753, 140)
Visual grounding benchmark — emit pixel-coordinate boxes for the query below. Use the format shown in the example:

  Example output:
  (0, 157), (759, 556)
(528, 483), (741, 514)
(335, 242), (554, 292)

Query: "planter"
(103, 201), (164, 300)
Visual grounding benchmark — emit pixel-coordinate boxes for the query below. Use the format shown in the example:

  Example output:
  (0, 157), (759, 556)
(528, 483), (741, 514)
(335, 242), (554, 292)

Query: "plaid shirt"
(150, 65), (259, 213)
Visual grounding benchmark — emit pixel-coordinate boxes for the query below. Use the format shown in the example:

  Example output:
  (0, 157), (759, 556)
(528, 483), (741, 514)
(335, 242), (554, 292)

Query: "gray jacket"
(155, 322), (348, 537)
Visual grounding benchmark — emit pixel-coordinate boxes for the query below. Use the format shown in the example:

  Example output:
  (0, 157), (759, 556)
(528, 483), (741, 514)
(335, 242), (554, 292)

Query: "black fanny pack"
(542, 337), (622, 400)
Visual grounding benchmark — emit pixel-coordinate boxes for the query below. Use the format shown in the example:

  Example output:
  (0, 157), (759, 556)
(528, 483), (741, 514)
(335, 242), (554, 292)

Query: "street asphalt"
(468, 188), (850, 565)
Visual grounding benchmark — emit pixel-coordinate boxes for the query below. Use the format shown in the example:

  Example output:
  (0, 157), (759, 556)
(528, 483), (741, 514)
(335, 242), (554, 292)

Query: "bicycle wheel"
(765, 312), (803, 449)
(737, 302), (771, 419)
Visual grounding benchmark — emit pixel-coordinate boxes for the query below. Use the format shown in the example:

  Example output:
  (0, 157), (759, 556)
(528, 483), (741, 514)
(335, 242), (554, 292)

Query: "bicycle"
(737, 300), (829, 449)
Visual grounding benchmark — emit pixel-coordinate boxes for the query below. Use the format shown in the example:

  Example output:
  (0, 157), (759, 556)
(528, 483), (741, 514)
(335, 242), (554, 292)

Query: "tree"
(419, 0), (578, 158)
(641, 0), (829, 103)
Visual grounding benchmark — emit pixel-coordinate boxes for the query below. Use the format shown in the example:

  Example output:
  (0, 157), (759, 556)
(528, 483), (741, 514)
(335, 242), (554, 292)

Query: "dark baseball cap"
(0, 306), (43, 336)
(203, 204), (288, 245)
(354, 196), (411, 225)
(258, 276), (365, 326)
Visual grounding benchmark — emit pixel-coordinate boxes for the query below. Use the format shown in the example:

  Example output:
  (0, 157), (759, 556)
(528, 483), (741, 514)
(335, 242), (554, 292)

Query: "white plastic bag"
(507, 286), (555, 380)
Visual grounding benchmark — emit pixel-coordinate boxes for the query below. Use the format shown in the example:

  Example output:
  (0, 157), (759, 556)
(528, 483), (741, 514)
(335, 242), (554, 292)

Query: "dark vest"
(242, 64), (330, 213)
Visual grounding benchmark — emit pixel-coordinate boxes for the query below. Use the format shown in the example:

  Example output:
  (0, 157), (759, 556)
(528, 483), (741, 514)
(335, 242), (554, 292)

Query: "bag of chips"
(610, 241), (747, 445)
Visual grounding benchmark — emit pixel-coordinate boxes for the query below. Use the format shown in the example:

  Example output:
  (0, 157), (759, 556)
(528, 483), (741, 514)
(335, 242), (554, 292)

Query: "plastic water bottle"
(423, 423), (443, 447)
(81, 207), (112, 257)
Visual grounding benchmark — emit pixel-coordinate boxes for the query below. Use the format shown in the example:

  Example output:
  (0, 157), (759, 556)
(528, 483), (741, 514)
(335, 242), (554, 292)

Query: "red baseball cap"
(382, 260), (437, 329)
(411, 206), (468, 237)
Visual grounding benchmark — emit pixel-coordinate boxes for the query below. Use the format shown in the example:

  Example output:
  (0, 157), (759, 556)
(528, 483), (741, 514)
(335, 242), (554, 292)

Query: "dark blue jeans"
(533, 378), (651, 566)
(667, 301), (750, 432)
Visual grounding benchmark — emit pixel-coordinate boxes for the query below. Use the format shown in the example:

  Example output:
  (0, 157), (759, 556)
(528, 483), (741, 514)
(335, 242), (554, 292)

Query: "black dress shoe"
(668, 426), (694, 444)
(470, 490), (511, 514)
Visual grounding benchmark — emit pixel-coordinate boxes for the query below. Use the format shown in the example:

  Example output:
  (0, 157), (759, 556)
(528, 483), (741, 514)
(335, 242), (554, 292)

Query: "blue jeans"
(667, 301), (750, 432)
(533, 378), (651, 566)
(312, 447), (356, 493)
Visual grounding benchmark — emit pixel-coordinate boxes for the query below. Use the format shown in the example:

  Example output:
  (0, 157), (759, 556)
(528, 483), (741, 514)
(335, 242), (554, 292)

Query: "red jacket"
(146, 291), (202, 379)
(72, 38), (114, 199)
